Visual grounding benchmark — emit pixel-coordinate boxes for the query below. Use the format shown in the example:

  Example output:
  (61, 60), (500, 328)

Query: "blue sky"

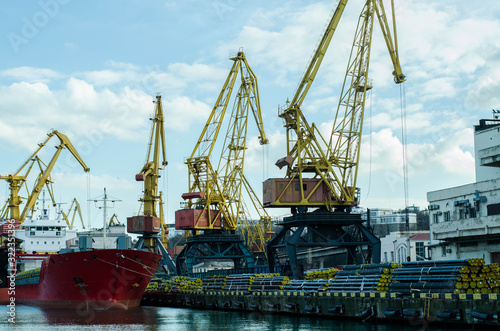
(1, 0), (499, 230)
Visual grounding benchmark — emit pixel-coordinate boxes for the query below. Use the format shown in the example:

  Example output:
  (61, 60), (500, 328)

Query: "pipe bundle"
(202, 275), (226, 291)
(250, 275), (290, 292)
(305, 267), (338, 280)
(388, 258), (500, 295)
(283, 279), (330, 292)
(326, 263), (400, 293)
(164, 276), (203, 291)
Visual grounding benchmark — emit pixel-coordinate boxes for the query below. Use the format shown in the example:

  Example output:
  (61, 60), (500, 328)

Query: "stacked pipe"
(202, 275), (227, 291)
(305, 267), (338, 280)
(388, 258), (500, 295)
(456, 259), (499, 294)
(249, 275), (290, 292)
(164, 276), (203, 291)
(146, 278), (164, 292)
(327, 263), (400, 293)
(283, 279), (330, 292)
(222, 274), (254, 291)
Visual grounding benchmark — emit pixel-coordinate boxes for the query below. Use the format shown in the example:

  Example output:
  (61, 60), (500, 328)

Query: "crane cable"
(360, 88), (373, 206)
(87, 172), (91, 229)
(399, 82), (409, 229)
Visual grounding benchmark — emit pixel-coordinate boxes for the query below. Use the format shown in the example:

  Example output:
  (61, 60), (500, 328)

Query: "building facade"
(427, 118), (500, 263)
(365, 207), (418, 237)
(379, 231), (430, 263)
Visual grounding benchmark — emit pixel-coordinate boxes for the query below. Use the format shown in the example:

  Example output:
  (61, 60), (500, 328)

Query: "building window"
(433, 213), (439, 224)
(416, 242), (425, 261)
(30, 232), (35, 236)
(459, 209), (466, 219)
(441, 246), (447, 257)
(390, 251), (394, 262)
(487, 203), (500, 216)
(397, 246), (407, 263)
(469, 208), (476, 218)
(444, 211), (450, 222)
(384, 252), (388, 262)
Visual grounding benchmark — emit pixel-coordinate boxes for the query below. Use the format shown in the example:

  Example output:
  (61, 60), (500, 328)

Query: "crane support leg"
(266, 211), (380, 278)
(175, 233), (254, 276)
(135, 235), (176, 274)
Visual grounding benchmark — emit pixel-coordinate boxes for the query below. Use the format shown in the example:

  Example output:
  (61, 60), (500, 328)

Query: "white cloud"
(0, 67), (63, 84)
(359, 127), (474, 178)
(52, 172), (135, 191)
(467, 67), (500, 109)
(163, 96), (211, 132)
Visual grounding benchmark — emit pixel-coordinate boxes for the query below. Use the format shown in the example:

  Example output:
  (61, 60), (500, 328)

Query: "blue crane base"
(266, 210), (381, 279)
(175, 233), (254, 276)
(135, 235), (177, 274)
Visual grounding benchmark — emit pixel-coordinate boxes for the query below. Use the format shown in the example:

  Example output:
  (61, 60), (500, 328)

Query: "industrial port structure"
(2, 0), (500, 327)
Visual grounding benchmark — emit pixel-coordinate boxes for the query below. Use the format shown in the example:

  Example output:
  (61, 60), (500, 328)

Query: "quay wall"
(142, 290), (500, 328)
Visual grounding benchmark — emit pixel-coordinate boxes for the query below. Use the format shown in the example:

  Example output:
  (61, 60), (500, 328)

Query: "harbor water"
(1, 305), (453, 330)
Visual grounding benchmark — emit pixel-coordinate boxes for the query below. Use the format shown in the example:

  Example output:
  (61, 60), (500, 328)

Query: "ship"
(14, 248), (160, 310)
(11, 204), (161, 310)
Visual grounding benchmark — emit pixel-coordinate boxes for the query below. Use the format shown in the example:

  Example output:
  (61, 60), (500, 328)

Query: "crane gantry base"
(175, 233), (254, 276)
(266, 210), (380, 279)
(135, 235), (176, 274)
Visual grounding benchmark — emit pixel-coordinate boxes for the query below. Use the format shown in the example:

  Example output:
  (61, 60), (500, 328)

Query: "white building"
(380, 231), (430, 263)
(368, 208), (417, 225)
(365, 207), (418, 238)
(427, 118), (500, 263)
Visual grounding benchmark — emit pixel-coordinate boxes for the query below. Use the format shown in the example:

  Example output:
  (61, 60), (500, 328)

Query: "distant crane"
(61, 198), (85, 230)
(175, 50), (269, 275)
(127, 95), (176, 274)
(1, 130), (89, 223)
(264, 0), (405, 277)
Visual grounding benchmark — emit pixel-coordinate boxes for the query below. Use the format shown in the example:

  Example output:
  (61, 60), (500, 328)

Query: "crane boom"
(179, 51), (268, 231)
(136, 95), (167, 217)
(4, 130), (90, 223)
(265, 0), (405, 211)
(266, 0), (405, 277)
(127, 95), (176, 273)
(290, 0), (348, 109)
(0, 131), (69, 220)
(175, 50), (269, 275)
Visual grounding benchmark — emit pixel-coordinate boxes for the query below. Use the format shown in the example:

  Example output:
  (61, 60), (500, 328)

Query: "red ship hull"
(15, 249), (161, 310)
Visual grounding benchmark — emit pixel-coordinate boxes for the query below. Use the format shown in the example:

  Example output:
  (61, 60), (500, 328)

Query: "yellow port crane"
(1, 130), (89, 223)
(175, 50), (269, 275)
(265, 0), (405, 277)
(127, 95), (176, 274)
(61, 198), (85, 230)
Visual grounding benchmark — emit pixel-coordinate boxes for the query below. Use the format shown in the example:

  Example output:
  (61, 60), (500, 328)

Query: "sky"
(1, 0), (499, 232)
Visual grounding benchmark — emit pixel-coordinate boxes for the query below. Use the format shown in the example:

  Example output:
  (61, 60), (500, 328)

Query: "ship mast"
(90, 187), (121, 249)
